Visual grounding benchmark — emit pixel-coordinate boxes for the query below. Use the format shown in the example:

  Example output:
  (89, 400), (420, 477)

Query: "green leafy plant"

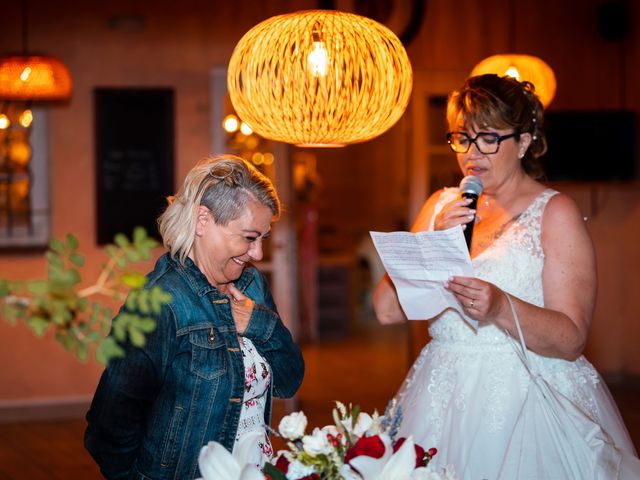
(0, 227), (171, 365)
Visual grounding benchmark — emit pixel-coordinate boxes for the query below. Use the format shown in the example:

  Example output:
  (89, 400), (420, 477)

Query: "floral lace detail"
(530, 354), (602, 422)
(397, 343), (459, 444)
(399, 343), (529, 441)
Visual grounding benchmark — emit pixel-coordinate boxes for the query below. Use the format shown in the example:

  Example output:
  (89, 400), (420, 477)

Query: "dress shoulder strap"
(509, 188), (559, 258)
(519, 188), (559, 223)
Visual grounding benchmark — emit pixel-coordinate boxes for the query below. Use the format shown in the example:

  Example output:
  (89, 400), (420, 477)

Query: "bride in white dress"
(373, 74), (640, 479)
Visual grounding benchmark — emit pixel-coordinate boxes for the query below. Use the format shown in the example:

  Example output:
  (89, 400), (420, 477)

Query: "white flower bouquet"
(198, 401), (457, 480)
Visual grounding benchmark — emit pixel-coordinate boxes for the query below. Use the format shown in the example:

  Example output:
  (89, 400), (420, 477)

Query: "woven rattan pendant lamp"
(227, 10), (413, 147)
(0, 55), (72, 101)
(470, 54), (556, 107)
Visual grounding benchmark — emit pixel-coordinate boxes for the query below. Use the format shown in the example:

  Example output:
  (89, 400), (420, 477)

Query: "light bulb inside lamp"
(308, 41), (328, 77)
(20, 66), (32, 82)
(504, 65), (521, 80)
(19, 109), (33, 128)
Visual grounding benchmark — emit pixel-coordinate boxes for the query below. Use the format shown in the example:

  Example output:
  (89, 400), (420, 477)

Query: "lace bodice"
(428, 188), (556, 345)
(409, 187), (601, 425)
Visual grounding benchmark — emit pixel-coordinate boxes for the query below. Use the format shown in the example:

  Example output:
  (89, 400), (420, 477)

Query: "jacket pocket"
(160, 405), (184, 468)
(189, 328), (227, 380)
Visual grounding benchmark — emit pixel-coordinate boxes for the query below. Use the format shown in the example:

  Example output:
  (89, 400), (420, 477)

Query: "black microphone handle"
(462, 193), (478, 251)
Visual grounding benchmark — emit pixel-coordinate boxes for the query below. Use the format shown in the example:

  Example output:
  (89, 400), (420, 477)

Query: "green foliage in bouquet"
(0, 227), (171, 365)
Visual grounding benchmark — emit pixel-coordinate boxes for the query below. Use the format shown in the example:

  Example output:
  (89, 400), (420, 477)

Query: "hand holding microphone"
(459, 175), (483, 251)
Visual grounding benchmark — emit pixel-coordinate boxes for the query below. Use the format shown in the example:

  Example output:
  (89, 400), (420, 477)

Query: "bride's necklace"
(474, 197), (522, 251)
(481, 194), (497, 208)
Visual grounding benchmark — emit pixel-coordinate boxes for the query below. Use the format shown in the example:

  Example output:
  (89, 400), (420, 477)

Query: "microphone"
(459, 175), (483, 251)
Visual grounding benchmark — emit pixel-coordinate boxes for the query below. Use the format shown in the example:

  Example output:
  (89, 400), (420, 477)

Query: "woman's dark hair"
(446, 74), (547, 178)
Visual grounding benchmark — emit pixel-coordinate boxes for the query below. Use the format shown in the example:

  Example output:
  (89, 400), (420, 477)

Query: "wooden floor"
(1, 322), (639, 479)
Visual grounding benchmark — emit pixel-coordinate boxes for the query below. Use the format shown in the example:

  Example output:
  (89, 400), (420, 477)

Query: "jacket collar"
(168, 253), (256, 297)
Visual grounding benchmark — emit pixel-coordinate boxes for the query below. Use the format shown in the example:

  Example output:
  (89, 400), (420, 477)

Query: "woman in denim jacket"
(85, 155), (305, 480)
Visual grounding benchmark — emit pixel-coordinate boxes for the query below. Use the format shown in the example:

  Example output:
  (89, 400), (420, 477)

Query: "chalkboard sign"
(95, 88), (174, 244)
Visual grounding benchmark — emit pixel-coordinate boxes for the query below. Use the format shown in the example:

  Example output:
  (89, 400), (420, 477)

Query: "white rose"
(278, 411), (308, 440)
(286, 459), (316, 480)
(302, 427), (333, 456)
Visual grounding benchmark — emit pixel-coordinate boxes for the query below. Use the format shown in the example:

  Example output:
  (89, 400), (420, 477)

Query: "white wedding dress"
(396, 188), (640, 479)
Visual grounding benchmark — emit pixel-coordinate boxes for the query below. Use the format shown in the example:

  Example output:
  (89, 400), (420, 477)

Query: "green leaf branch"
(0, 227), (171, 365)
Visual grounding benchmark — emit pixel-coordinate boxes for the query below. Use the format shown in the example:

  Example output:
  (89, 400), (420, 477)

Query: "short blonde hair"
(158, 154), (281, 264)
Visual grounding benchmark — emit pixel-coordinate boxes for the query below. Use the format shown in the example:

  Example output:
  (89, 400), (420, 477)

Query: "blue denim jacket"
(84, 253), (304, 480)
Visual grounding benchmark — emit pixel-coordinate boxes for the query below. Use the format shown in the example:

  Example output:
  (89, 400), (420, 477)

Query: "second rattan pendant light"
(470, 54), (556, 107)
(227, 10), (413, 147)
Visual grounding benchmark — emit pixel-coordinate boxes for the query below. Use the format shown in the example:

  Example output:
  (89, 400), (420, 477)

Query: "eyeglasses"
(446, 131), (519, 154)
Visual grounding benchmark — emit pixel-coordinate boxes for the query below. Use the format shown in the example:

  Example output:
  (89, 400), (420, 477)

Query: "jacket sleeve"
(84, 303), (174, 479)
(242, 271), (304, 398)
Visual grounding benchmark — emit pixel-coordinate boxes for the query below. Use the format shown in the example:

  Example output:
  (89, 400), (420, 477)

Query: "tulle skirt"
(395, 340), (640, 479)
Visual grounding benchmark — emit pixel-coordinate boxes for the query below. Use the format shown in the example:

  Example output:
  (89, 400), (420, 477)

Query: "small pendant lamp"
(0, 0), (72, 102)
(227, 10), (413, 147)
(0, 55), (72, 101)
(470, 54), (556, 108)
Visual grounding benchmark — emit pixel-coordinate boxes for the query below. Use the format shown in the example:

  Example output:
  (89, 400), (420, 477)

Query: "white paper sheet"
(370, 226), (478, 329)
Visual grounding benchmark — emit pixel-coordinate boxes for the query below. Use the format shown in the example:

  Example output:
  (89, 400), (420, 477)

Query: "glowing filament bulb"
(308, 36), (328, 77)
(240, 122), (253, 135)
(19, 109), (33, 128)
(20, 66), (32, 82)
(0, 114), (9, 129)
(308, 42), (328, 76)
(504, 66), (521, 80)
(223, 114), (239, 132)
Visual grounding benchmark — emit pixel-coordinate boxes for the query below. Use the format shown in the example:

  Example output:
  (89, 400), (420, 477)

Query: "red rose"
(274, 454), (290, 473)
(392, 437), (427, 467)
(345, 435), (386, 463)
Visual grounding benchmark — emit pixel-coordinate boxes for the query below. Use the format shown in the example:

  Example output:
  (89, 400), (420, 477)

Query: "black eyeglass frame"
(446, 131), (520, 154)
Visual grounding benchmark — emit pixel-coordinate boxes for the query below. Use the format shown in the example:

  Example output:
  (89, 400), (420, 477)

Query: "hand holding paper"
(370, 226), (478, 329)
